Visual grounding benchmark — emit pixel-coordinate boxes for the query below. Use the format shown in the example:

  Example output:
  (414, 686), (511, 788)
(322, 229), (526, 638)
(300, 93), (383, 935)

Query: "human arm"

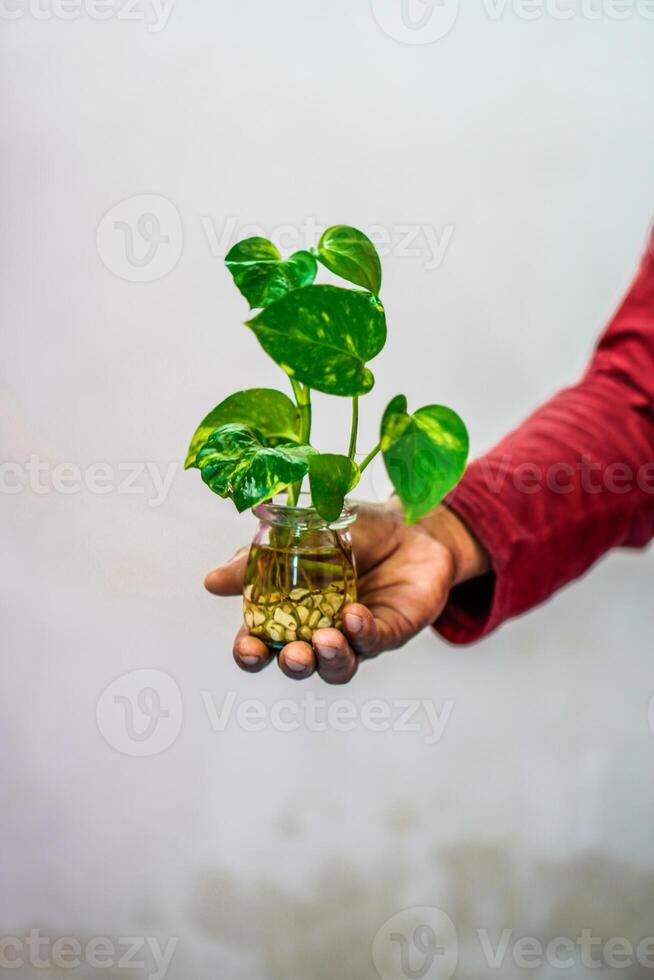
(206, 230), (654, 670)
(436, 230), (654, 644)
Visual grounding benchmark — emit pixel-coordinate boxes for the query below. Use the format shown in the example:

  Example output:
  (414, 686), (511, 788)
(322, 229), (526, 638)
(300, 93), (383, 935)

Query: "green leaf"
(317, 225), (382, 294)
(381, 397), (469, 524)
(185, 388), (301, 469)
(197, 424), (317, 512)
(247, 284), (387, 397)
(225, 237), (317, 309)
(308, 454), (359, 523)
(381, 394), (408, 434)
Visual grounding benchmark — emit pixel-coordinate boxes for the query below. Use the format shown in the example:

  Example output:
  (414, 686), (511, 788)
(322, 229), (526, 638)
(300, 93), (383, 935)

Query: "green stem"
(287, 483), (300, 506)
(348, 396), (359, 460)
(298, 385), (312, 443)
(358, 442), (381, 475)
(288, 382), (312, 507)
(290, 376), (303, 403)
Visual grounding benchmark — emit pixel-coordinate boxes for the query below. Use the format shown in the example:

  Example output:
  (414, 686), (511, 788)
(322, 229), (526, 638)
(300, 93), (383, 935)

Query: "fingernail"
(344, 613), (363, 634)
(284, 656), (308, 673)
(315, 644), (338, 660)
(239, 655), (259, 667)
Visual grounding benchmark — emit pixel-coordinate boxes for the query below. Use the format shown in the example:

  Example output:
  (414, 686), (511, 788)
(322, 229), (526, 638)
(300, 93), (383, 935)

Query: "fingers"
(204, 548), (248, 596)
(232, 612), (379, 682)
(233, 628), (316, 678)
(235, 627), (357, 683)
(278, 642), (316, 680)
(233, 627), (275, 672)
(341, 603), (382, 658)
(230, 605), (374, 683)
(311, 627), (358, 685)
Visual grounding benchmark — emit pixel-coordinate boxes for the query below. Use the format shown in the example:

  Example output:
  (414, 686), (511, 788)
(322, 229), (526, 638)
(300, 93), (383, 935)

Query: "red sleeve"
(436, 229), (654, 645)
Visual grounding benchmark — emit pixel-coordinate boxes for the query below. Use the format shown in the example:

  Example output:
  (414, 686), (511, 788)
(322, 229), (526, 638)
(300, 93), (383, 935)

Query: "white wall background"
(2, 2), (654, 978)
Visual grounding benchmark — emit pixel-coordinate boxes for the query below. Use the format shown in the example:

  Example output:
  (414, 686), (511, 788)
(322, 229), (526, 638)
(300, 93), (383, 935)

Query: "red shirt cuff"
(434, 475), (516, 644)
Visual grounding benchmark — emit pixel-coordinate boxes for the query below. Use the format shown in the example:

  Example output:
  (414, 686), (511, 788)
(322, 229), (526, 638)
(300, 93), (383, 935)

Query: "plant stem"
(290, 376), (303, 404)
(358, 442), (381, 475)
(348, 396), (359, 460)
(288, 382), (312, 506)
(298, 384), (312, 444)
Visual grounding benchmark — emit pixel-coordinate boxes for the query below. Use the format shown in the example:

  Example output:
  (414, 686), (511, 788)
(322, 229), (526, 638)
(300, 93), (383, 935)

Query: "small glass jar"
(243, 495), (358, 648)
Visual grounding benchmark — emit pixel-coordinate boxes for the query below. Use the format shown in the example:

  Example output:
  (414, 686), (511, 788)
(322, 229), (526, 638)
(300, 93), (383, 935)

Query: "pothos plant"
(185, 224), (469, 524)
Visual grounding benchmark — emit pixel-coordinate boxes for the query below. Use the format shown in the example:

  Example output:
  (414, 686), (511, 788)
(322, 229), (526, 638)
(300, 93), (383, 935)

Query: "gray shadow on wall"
(189, 845), (654, 980)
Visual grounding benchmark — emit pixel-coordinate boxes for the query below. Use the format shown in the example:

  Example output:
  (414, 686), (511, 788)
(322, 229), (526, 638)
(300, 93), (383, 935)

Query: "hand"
(204, 501), (489, 684)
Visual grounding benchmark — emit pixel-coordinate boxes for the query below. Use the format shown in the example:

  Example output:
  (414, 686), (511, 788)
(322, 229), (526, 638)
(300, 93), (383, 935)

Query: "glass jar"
(243, 495), (358, 648)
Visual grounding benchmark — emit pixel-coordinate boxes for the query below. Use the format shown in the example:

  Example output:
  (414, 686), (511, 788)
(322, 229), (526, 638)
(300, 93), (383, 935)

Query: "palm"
(351, 504), (455, 651)
(205, 501), (456, 683)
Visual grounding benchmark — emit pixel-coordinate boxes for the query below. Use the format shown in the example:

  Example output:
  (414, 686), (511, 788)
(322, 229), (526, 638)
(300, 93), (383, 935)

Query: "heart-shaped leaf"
(317, 225), (382, 295)
(247, 284), (387, 396)
(185, 388), (301, 469)
(308, 453), (359, 523)
(381, 396), (469, 523)
(225, 237), (317, 309)
(197, 424), (316, 512)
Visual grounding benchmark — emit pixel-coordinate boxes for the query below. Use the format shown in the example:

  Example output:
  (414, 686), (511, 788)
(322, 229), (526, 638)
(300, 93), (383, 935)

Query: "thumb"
(204, 547), (248, 596)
